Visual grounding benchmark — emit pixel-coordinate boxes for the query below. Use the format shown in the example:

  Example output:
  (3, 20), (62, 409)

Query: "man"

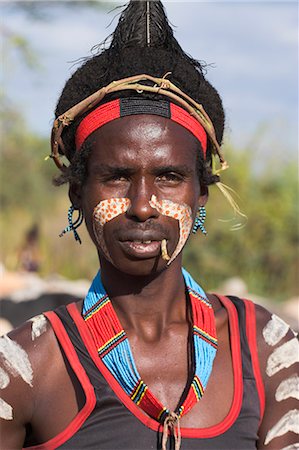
(1, 2), (298, 449)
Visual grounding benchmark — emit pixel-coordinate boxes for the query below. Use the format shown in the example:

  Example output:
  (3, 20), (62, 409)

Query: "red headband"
(75, 97), (207, 158)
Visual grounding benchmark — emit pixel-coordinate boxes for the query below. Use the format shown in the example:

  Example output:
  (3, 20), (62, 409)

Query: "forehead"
(88, 114), (200, 167)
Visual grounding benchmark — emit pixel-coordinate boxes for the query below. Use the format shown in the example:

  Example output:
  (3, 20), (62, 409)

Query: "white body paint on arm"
(0, 398), (13, 420)
(266, 338), (299, 377)
(263, 314), (289, 346)
(264, 409), (299, 446)
(281, 443), (299, 450)
(276, 375), (299, 402)
(30, 314), (47, 341)
(0, 367), (10, 389)
(0, 335), (33, 387)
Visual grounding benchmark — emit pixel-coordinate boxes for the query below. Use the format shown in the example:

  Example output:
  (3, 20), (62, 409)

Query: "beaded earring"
(192, 206), (207, 235)
(59, 205), (84, 244)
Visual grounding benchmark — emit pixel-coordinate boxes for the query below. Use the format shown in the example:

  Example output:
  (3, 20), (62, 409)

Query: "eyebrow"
(90, 164), (135, 175)
(90, 164), (194, 176)
(152, 165), (194, 175)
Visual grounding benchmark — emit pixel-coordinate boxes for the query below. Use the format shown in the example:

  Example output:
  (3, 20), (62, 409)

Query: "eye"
(156, 172), (184, 184)
(103, 174), (130, 184)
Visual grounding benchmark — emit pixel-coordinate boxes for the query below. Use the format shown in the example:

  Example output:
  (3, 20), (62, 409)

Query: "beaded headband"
(50, 73), (228, 174)
(76, 97), (207, 156)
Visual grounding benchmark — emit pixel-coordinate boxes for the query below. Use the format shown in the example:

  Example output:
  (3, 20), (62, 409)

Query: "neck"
(99, 257), (187, 335)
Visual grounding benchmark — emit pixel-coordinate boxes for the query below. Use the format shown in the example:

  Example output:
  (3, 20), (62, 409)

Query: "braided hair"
(54, 1), (225, 187)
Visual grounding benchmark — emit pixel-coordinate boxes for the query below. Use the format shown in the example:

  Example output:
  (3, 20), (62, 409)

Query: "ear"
(199, 183), (209, 206)
(69, 183), (82, 209)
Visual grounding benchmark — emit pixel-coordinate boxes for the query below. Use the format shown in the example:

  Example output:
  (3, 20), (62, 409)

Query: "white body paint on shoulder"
(266, 338), (299, 377)
(30, 314), (47, 341)
(264, 409), (299, 446)
(263, 314), (289, 346)
(0, 335), (33, 387)
(281, 443), (299, 450)
(0, 367), (10, 389)
(0, 397), (13, 420)
(276, 375), (299, 402)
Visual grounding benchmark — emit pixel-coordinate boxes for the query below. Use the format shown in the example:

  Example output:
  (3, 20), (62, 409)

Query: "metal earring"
(59, 205), (84, 244)
(192, 206), (207, 235)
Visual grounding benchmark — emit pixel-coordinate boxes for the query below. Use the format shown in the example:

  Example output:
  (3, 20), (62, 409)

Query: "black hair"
(54, 1), (225, 187)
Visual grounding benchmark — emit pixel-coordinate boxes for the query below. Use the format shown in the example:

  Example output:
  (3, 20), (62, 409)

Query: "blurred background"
(0, 0), (298, 332)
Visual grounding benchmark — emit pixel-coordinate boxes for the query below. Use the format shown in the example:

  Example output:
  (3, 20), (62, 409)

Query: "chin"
(101, 253), (169, 278)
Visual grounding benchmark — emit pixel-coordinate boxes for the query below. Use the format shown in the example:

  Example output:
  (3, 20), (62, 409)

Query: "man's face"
(77, 114), (205, 275)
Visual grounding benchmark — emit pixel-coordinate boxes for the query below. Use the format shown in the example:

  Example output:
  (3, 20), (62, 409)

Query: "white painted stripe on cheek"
(263, 314), (290, 346)
(93, 198), (131, 262)
(30, 315), (47, 341)
(264, 409), (299, 445)
(266, 338), (299, 377)
(149, 195), (193, 265)
(0, 398), (13, 420)
(0, 367), (9, 389)
(276, 376), (299, 401)
(281, 443), (299, 450)
(0, 335), (33, 387)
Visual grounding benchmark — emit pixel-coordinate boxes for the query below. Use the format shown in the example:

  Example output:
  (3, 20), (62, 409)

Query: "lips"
(119, 240), (162, 259)
(117, 230), (166, 259)
(118, 230), (166, 243)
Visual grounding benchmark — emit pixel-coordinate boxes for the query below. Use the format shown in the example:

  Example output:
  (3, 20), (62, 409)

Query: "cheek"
(149, 195), (193, 264)
(92, 197), (131, 261)
(93, 198), (131, 225)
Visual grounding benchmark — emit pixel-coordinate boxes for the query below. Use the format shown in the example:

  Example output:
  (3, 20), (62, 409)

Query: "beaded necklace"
(82, 269), (217, 423)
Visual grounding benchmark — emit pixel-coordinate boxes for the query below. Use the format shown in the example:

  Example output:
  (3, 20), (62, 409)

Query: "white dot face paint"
(149, 195), (193, 265)
(0, 335), (33, 387)
(93, 198), (131, 262)
(92, 196), (193, 265)
(0, 398), (13, 420)
(30, 314), (47, 341)
(276, 376), (299, 402)
(264, 409), (299, 446)
(263, 314), (290, 346)
(266, 338), (299, 377)
(0, 368), (9, 389)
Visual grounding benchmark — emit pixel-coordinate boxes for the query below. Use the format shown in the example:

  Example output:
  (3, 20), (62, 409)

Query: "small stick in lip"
(161, 239), (170, 261)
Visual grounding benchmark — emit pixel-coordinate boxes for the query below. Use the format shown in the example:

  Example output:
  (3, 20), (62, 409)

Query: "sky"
(1, 1), (298, 161)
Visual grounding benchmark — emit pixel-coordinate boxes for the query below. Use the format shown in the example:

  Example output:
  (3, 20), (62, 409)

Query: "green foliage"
(0, 103), (298, 301)
(183, 146), (299, 301)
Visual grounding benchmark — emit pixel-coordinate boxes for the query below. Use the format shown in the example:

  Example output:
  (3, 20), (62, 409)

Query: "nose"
(126, 180), (159, 222)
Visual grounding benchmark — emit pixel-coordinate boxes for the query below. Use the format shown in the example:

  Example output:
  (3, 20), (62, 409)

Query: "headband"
(51, 74), (228, 174)
(75, 97), (207, 157)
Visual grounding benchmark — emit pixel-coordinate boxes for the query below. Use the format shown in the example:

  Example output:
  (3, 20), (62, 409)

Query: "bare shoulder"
(253, 303), (297, 374)
(0, 314), (62, 448)
(251, 303), (299, 450)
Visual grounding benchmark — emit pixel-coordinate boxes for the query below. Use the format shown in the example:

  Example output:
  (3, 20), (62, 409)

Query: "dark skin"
(1, 116), (298, 449)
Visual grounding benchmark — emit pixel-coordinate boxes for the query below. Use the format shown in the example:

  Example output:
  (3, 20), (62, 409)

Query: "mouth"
(119, 239), (163, 259)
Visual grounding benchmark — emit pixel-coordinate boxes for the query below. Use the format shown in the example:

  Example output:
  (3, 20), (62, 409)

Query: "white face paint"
(30, 314), (47, 341)
(93, 198), (131, 262)
(149, 195), (193, 265)
(266, 338), (299, 377)
(281, 444), (299, 450)
(263, 314), (290, 346)
(92, 195), (193, 265)
(264, 409), (299, 446)
(0, 367), (9, 389)
(276, 375), (299, 402)
(0, 335), (33, 387)
(0, 398), (13, 420)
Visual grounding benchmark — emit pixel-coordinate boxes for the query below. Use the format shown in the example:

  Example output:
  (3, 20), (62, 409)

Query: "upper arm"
(0, 314), (50, 449)
(255, 304), (299, 450)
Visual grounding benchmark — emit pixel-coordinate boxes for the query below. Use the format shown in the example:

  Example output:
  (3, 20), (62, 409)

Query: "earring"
(192, 206), (207, 235)
(59, 205), (84, 244)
